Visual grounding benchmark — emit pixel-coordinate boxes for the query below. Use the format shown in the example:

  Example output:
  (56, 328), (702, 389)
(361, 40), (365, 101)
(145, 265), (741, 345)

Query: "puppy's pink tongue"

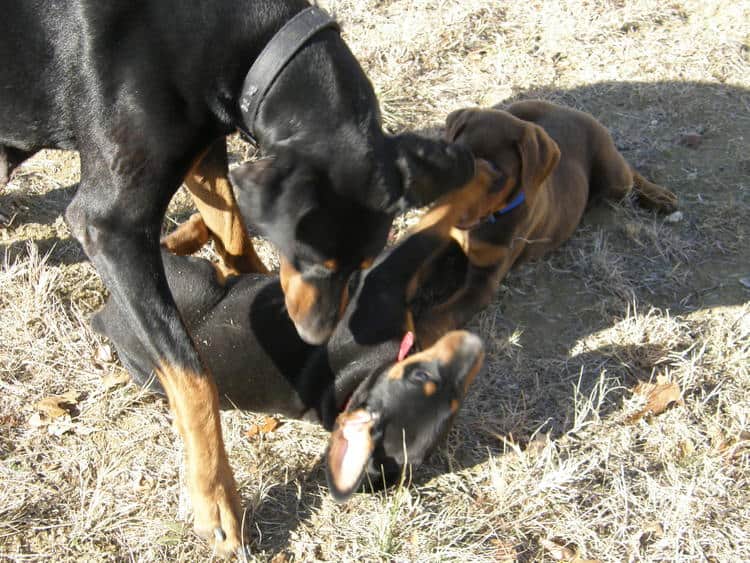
(398, 331), (415, 361)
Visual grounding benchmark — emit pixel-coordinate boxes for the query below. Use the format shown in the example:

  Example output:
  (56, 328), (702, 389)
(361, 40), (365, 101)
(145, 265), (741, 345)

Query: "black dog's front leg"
(66, 150), (243, 557)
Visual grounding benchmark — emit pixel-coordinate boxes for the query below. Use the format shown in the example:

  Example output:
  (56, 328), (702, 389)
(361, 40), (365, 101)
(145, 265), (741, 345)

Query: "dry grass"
(1, 0), (750, 561)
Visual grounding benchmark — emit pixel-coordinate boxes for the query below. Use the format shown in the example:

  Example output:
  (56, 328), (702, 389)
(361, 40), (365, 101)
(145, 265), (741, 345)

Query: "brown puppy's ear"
(517, 123), (560, 192)
(326, 409), (376, 502)
(394, 133), (475, 209)
(444, 108), (475, 142)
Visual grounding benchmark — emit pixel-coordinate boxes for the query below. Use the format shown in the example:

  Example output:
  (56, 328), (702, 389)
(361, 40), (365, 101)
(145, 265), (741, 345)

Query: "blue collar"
(486, 191), (525, 224)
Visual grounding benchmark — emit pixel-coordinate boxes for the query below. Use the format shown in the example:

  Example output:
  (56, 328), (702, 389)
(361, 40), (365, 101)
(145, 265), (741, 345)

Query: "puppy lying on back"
(93, 161), (497, 500)
(417, 100), (678, 344)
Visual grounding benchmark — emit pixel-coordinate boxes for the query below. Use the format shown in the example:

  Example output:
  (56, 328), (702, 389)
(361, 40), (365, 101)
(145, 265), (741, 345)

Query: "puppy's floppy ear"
(517, 123), (560, 192)
(393, 133), (475, 209)
(326, 409), (377, 502)
(444, 108), (475, 142)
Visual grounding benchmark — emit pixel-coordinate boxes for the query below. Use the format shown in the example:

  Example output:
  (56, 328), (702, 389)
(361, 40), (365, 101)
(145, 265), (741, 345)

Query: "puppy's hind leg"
(590, 146), (676, 213)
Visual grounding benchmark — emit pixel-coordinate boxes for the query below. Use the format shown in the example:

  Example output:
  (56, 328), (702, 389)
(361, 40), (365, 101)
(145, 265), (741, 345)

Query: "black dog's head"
(324, 330), (484, 501)
(229, 135), (474, 344)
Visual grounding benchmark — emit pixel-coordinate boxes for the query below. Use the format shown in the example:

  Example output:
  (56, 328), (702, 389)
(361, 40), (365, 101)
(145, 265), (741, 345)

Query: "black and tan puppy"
(417, 100), (678, 344)
(1, 3), (474, 551)
(93, 162), (496, 502)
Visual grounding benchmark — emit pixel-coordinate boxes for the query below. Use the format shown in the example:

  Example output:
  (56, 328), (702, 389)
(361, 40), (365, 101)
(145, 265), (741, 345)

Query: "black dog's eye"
(408, 368), (433, 384)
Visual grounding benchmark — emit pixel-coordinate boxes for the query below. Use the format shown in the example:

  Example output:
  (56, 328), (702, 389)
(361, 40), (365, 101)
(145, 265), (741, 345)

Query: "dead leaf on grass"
(245, 416), (280, 440)
(716, 430), (750, 461)
(525, 432), (551, 458)
(540, 538), (600, 562)
(102, 370), (130, 389)
(31, 391), (80, 422)
(638, 522), (664, 549)
(491, 538), (517, 562)
(627, 375), (683, 423)
(28, 391), (93, 436)
(95, 344), (113, 364)
(270, 553), (289, 563)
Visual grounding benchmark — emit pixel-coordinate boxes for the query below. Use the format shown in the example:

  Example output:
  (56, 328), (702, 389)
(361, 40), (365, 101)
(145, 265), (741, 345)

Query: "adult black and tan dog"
(0, 1), (473, 554)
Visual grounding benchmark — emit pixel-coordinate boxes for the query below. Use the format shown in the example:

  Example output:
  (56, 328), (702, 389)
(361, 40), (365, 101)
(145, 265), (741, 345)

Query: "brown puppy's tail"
(631, 170), (678, 213)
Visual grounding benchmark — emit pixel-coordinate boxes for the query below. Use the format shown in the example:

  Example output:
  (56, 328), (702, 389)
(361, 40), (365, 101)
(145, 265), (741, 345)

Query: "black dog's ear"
(229, 154), (318, 236)
(326, 409), (377, 502)
(393, 133), (475, 209)
(228, 157), (278, 224)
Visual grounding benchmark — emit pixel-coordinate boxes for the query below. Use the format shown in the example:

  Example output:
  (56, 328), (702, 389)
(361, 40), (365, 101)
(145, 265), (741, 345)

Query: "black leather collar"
(238, 6), (340, 144)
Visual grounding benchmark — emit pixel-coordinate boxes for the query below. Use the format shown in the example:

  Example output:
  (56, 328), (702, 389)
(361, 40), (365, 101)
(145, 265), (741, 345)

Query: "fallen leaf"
(28, 391), (81, 430)
(540, 538), (600, 563)
(540, 538), (577, 561)
(270, 553), (289, 563)
(627, 376), (683, 423)
(639, 522), (664, 549)
(33, 391), (80, 418)
(677, 132), (702, 148)
(525, 432), (551, 458)
(245, 416), (280, 440)
(716, 431), (750, 461)
(102, 370), (130, 389)
(491, 538), (517, 562)
(95, 344), (113, 364)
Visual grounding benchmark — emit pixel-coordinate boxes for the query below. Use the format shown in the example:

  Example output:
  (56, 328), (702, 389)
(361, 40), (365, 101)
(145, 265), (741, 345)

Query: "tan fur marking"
(450, 399), (460, 414)
(360, 257), (375, 270)
(387, 331), (468, 380)
(155, 363), (241, 553)
(280, 257), (319, 323)
(161, 213), (211, 255)
(423, 381), (437, 396)
(462, 351), (485, 394)
(323, 259), (339, 271)
(184, 145), (268, 275)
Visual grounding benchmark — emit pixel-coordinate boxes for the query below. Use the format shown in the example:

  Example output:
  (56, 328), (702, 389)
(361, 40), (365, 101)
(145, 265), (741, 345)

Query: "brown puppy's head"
(325, 330), (485, 501)
(229, 139), (474, 344)
(445, 107), (561, 214)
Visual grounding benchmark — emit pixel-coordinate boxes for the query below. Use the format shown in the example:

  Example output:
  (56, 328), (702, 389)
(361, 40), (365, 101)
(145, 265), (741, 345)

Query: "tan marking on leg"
(450, 399), (460, 414)
(155, 362), (242, 555)
(161, 212), (211, 255)
(184, 143), (268, 275)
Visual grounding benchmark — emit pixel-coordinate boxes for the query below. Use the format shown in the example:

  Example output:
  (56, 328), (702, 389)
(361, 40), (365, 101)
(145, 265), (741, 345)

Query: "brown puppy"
(417, 100), (678, 344)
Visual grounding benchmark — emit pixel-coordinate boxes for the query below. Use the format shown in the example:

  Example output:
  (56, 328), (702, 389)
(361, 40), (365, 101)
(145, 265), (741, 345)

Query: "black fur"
(93, 227), (484, 494)
(1, 0), (474, 384)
